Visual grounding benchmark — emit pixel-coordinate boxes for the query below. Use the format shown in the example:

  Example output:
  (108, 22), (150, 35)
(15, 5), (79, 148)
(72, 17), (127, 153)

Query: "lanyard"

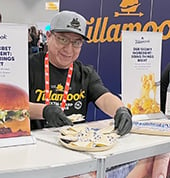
(44, 52), (73, 111)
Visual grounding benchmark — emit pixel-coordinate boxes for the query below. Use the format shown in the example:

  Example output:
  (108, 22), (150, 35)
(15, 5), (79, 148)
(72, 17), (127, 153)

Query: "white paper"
(121, 31), (162, 115)
(0, 23), (28, 92)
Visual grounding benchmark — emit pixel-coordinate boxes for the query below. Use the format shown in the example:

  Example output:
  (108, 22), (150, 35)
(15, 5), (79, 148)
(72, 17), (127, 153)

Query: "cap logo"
(67, 18), (81, 31)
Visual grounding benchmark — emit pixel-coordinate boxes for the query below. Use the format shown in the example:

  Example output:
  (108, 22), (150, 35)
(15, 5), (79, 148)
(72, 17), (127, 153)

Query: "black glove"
(114, 107), (132, 136)
(43, 105), (73, 127)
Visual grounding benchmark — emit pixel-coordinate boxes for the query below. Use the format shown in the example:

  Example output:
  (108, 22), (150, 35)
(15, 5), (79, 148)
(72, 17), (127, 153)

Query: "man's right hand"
(43, 105), (73, 127)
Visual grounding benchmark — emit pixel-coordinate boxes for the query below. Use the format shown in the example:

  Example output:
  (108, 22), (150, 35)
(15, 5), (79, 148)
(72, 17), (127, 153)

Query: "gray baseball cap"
(50, 10), (88, 40)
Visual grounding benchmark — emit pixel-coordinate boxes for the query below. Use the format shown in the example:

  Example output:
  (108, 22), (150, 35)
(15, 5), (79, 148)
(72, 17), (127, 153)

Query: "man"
(29, 10), (132, 136)
(29, 10), (170, 178)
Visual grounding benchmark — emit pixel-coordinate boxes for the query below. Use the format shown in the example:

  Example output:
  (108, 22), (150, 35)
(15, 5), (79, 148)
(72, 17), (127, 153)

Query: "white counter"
(1, 119), (170, 178)
(0, 139), (97, 178)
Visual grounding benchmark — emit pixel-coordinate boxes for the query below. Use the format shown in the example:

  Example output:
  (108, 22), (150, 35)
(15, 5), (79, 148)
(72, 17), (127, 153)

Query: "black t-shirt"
(161, 63), (170, 113)
(29, 52), (109, 129)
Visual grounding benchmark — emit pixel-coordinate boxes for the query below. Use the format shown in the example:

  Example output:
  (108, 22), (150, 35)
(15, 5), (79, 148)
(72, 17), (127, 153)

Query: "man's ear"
(46, 31), (51, 38)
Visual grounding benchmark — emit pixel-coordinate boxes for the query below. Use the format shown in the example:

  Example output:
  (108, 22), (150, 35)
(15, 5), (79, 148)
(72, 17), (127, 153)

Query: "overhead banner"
(45, 1), (59, 11)
(0, 23), (35, 147)
(121, 31), (163, 119)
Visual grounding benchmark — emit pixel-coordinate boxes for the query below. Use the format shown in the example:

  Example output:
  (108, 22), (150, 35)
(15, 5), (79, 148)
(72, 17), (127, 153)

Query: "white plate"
(59, 139), (115, 152)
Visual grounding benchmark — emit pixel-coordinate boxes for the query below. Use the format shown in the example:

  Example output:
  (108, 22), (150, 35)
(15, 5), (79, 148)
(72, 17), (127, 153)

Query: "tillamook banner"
(121, 31), (162, 119)
(0, 24), (35, 147)
(60, 0), (170, 121)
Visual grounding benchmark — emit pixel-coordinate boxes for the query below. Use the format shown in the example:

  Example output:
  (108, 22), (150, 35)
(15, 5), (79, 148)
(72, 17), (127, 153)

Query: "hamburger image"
(0, 83), (30, 138)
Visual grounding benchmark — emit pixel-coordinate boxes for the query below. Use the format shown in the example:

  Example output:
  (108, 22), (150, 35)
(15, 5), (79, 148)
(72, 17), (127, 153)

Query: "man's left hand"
(114, 107), (132, 136)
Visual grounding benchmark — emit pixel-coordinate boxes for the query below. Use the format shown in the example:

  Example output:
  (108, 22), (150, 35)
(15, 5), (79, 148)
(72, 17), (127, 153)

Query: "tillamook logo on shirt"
(35, 89), (85, 102)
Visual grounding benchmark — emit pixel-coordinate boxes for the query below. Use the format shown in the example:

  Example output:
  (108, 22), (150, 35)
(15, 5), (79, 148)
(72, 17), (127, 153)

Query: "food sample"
(59, 125), (118, 151)
(67, 114), (85, 123)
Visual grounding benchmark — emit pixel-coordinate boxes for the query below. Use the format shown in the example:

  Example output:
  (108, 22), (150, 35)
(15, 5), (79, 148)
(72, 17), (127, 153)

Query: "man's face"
(46, 31), (84, 68)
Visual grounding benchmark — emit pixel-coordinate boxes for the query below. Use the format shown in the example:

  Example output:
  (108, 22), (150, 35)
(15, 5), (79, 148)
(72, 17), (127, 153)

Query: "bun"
(0, 83), (29, 110)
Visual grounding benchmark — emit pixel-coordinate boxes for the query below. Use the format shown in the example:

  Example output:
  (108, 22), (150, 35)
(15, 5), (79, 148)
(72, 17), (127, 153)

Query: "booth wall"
(1, 0), (170, 121)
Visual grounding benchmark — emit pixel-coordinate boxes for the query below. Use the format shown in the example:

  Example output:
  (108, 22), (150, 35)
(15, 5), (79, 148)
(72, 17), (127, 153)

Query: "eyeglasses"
(51, 31), (84, 48)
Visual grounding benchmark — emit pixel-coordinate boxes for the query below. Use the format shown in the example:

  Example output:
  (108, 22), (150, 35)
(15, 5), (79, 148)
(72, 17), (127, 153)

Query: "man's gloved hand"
(114, 107), (132, 136)
(43, 105), (73, 127)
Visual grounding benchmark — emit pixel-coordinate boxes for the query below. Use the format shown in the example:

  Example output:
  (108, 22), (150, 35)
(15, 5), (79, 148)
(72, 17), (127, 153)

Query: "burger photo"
(0, 83), (30, 138)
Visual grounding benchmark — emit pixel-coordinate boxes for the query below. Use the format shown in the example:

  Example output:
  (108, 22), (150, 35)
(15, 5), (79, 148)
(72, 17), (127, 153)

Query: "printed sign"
(0, 24), (35, 146)
(121, 31), (162, 118)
